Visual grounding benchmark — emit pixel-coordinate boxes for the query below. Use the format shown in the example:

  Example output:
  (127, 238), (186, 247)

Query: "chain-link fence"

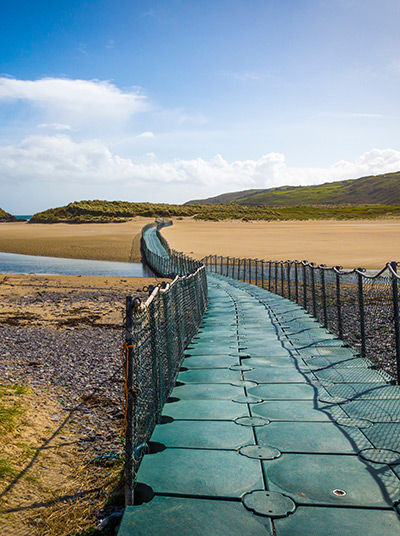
(124, 222), (207, 504)
(204, 255), (400, 383)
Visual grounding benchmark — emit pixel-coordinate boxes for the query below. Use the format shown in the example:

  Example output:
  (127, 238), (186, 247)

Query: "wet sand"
(162, 219), (400, 269)
(0, 218), (155, 262)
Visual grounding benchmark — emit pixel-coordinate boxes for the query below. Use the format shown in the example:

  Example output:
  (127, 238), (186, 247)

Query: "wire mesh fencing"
(124, 222), (207, 504)
(204, 255), (400, 383)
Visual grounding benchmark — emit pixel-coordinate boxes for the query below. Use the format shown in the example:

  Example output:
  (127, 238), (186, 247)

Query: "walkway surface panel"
(119, 272), (400, 535)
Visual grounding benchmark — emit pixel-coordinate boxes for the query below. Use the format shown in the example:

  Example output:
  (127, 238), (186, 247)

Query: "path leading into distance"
(119, 231), (400, 535)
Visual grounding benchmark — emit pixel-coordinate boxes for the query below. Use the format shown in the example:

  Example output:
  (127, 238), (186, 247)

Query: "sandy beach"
(0, 217), (156, 262)
(2, 217), (400, 269)
(162, 219), (400, 269)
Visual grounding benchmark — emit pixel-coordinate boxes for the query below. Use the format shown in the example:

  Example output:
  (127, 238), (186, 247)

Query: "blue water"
(14, 215), (32, 221)
(0, 251), (154, 277)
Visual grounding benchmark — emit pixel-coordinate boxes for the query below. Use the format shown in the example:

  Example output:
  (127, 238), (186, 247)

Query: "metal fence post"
(390, 262), (400, 384)
(125, 296), (135, 506)
(335, 269), (343, 339)
(261, 260), (264, 289)
(311, 264), (317, 317)
(268, 261), (272, 291)
(357, 270), (366, 358)
(303, 262), (307, 310)
(321, 267), (327, 327)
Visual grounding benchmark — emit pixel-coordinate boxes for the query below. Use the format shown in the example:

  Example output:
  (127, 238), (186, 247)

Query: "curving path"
(119, 233), (400, 535)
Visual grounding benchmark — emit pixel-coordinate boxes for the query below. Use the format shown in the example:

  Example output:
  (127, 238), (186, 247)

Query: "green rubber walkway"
(118, 273), (400, 535)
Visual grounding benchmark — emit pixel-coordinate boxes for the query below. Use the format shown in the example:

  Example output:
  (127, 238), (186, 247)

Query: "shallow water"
(0, 251), (154, 277)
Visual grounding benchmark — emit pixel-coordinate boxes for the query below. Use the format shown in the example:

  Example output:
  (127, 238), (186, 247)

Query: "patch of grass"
(30, 199), (400, 224)
(0, 384), (28, 432)
(0, 458), (17, 478)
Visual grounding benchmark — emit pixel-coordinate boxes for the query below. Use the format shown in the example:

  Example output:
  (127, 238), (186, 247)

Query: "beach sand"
(162, 218), (400, 269)
(0, 217), (156, 262)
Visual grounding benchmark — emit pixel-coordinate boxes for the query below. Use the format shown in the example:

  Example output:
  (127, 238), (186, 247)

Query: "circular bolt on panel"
(335, 417), (373, 429)
(239, 444), (281, 460)
(359, 448), (400, 465)
(232, 395), (263, 404)
(231, 380), (258, 388)
(332, 489), (347, 497)
(234, 416), (270, 427)
(242, 490), (296, 518)
(229, 365), (254, 372)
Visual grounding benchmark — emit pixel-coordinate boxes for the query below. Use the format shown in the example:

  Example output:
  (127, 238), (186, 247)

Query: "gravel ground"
(0, 324), (125, 456)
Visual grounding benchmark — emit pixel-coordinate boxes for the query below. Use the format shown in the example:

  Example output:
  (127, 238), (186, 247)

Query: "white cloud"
(38, 123), (72, 131)
(136, 131), (155, 138)
(0, 77), (149, 123)
(219, 71), (263, 81)
(1, 135), (400, 199)
(320, 112), (383, 119)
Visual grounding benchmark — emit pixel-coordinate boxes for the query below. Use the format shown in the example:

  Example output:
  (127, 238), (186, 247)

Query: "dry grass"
(0, 384), (124, 536)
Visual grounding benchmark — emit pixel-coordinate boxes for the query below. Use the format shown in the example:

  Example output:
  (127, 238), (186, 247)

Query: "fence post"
(321, 267), (327, 327)
(357, 270), (366, 358)
(287, 263), (291, 300)
(125, 296), (135, 506)
(390, 262), (400, 384)
(255, 259), (258, 286)
(275, 262), (278, 293)
(261, 260), (264, 289)
(268, 261), (272, 291)
(248, 259), (252, 284)
(232, 257), (236, 279)
(295, 262), (299, 303)
(335, 269), (343, 339)
(311, 264), (317, 317)
(303, 262), (307, 310)
(238, 258), (241, 280)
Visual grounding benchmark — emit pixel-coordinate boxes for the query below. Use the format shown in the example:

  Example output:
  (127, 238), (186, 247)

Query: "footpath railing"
(123, 221), (207, 504)
(204, 255), (400, 383)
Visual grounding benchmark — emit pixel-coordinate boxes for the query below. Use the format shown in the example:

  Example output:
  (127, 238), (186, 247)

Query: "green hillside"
(186, 171), (400, 206)
(30, 199), (400, 223)
(0, 207), (16, 222)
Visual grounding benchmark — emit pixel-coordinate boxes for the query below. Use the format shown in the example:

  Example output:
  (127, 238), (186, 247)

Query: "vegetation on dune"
(0, 207), (16, 222)
(29, 199), (400, 223)
(186, 171), (400, 206)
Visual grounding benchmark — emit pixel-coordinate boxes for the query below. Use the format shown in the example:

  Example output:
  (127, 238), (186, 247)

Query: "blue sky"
(1, 0), (400, 212)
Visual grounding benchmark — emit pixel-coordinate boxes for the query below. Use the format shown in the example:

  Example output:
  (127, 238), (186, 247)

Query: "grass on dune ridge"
(29, 199), (400, 223)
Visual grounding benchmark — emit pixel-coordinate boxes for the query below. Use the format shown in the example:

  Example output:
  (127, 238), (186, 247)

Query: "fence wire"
(124, 221), (207, 504)
(204, 255), (400, 382)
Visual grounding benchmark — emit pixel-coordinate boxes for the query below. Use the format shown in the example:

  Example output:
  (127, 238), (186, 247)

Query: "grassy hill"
(30, 199), (400, 223)
(186, 171), (400, 206)
(0, 208), (16, 222)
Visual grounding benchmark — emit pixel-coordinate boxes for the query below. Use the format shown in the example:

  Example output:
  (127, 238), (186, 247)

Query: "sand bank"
(0, 217), (155, 262)
(163, 219), (400, 269)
